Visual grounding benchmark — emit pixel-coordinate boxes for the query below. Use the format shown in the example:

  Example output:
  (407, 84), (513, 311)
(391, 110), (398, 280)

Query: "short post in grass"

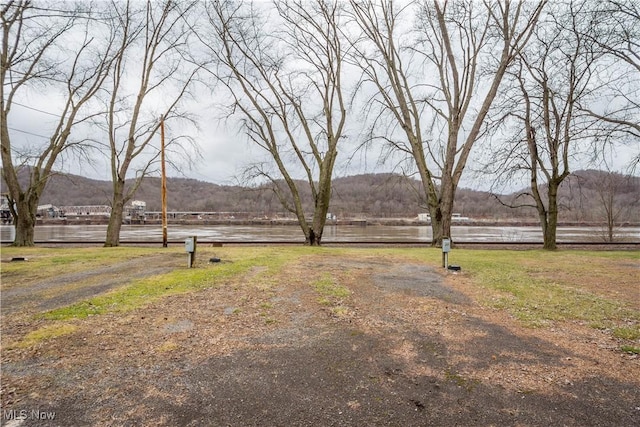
(185, 236), (197, 268)
(442, 237), (451, 268)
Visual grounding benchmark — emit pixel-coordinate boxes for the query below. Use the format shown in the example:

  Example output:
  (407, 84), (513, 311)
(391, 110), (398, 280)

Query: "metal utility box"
(185, 236), (197, 268)
(185, 237), (195, 253)
(442, 237), (451, 253)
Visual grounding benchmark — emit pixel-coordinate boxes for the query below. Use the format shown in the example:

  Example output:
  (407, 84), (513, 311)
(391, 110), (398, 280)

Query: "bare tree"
(348, 0), (544, 246)
(490, 0), (601, 249)
(196, 0), (348, 245)
(581, 0), (639, 170)
(101, 0), (200, 247)
(1, 0), (115, 246)
(589, 171), (640, 242)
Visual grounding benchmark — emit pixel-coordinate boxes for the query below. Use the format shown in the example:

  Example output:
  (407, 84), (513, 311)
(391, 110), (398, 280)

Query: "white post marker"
(442, 237), (451, 268)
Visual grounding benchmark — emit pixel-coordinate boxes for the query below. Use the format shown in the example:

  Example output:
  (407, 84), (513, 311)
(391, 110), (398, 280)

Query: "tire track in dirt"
(1, 253), (182, 315)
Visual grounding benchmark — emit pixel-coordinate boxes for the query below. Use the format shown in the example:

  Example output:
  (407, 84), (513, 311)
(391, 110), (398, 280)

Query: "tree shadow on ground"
(43, 322), (640, 427)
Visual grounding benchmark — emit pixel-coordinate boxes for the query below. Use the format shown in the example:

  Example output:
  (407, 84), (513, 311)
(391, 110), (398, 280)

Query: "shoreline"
(22, 217), (640, 228)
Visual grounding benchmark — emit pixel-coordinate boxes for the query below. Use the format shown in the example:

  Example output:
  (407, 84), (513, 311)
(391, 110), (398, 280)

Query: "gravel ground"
(1, 250), (638, 426)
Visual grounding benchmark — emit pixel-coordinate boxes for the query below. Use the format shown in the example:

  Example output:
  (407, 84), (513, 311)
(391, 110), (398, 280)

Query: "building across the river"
(417, 213), (470, 222)
(59, 205), (111, 217)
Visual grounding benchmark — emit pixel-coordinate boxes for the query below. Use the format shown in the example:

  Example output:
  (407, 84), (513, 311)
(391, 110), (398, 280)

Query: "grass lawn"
(2, 245), (639, 426)
(1, 245), (638, 352)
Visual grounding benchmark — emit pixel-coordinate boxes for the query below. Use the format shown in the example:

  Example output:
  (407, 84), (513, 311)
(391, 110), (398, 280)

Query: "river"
(1, 224), (639, 243)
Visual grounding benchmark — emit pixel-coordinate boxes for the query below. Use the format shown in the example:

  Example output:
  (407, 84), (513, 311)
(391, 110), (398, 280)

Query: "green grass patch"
(453, 249), (640, 329)
(0, 246), (159, 289)
(312, 274), (350, 300)
(613, 326), (640, 341)
(332, 306), (350, 316)
(157, 340), (180, 352)
(621, 345), (640, 354)
(42, 266), (232, 320)
(311, 273), (351, 316)
(444, 368), (480, 391)
(13, 324), (78, 349)
(41, 246), (302, 321)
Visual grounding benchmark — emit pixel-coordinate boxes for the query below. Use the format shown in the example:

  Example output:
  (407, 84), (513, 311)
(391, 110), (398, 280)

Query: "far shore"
(27, 217), (640, 228)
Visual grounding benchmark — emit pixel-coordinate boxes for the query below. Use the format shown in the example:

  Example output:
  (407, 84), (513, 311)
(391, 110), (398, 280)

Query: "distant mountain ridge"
(2, 168), (638, 222)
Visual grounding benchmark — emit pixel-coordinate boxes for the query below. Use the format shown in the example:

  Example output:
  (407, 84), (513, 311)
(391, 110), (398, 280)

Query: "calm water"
(2, 224), (639, 243)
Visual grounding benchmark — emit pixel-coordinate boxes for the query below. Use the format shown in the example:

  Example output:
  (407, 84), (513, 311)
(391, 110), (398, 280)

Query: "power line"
(12, 101), (60, 117)
(7, 126), (50, 140)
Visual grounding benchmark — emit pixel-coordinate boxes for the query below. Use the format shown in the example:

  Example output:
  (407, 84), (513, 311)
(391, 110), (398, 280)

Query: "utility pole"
(160, 115), (168, 247)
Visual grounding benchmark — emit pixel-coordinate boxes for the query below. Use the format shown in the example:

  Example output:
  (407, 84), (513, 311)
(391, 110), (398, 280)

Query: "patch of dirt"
(373, 264), (471, 304)
(1, 252), (639, 426)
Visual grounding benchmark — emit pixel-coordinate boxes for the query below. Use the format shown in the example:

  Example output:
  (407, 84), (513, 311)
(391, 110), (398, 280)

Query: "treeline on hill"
(4, 168), (636, 223)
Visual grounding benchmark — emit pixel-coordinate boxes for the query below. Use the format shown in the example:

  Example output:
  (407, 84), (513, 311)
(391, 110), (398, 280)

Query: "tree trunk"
(543, 184), (559, 250)
(438, 181), (456, 247)
(428, 181), (455, 247)
(307, 223), (324, 246)
(305, 227), (322, 246)
(105, 207), (124, 247)
(304, 205), (327, 246)
(542, 217), (557, 250)
(605, 191), (615, 242)
(441, 210), (452, 247)
(308, 179), (332, 246)
(12, 198), (36, 246)
(419, 177), (441, 247)
(607, 220), (614, 243)
(104, 180), (125, 247)
(430, 206), (443, 247)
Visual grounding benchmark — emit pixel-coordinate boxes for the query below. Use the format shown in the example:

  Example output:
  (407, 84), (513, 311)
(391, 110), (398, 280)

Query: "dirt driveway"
(1, 251), (639, 426)
(0, 253), (180, 316)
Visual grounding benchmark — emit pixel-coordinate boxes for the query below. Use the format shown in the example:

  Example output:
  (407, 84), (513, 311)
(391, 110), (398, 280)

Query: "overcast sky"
(3, 0), (638, 196)
(6, 64), (636, 195)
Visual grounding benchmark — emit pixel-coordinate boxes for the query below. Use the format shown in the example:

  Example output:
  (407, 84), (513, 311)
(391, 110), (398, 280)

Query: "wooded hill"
(3, 168), (639, 223)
